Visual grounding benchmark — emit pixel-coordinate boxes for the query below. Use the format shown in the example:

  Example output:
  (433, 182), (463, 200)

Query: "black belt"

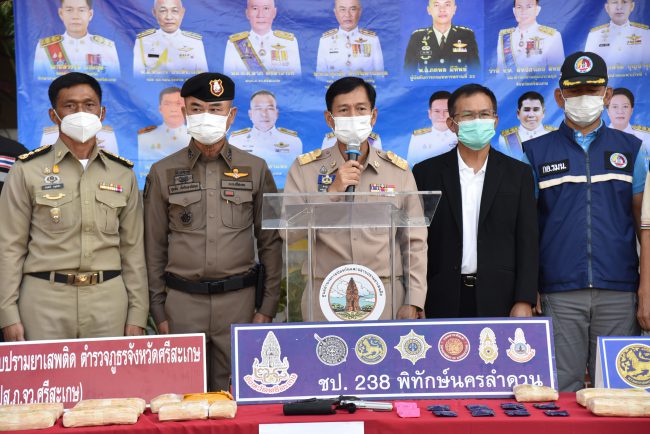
(166, 268), (258, 295)
(461, 274), (477, 287)
(29, 271), (121, 286)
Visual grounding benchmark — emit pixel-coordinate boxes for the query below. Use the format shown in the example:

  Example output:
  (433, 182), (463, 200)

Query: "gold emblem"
(224, 168), (248, 179)
(209, 79), (224, 97)
(43, 167), (51, 175)
(52, 164), (60, 174)
(43, 193), (65, 200)
(50, 208), (61, 223)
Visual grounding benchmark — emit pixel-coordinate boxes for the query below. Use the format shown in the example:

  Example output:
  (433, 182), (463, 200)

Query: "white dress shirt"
(458, 149), (488, 274)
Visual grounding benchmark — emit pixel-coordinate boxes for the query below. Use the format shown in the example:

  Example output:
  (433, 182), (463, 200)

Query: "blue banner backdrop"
(15, 0), (650, 188)
(232, 318), (555, 404)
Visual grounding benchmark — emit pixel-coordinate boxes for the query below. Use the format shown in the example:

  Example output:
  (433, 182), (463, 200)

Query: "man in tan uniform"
(284, 76), (427, 322)
(0, 72), (148, 341)
(144, 72), (282, 391)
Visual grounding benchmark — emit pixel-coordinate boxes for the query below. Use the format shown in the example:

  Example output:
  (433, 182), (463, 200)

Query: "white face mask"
(330, 113), (373, 145)
(186, 111), (230, 145)
(562, 92), (605, 127)
(55, 109), (103, 143)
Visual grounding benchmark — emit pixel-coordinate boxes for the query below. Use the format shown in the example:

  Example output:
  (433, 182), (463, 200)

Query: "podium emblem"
(244, 331), (298, 394)
(616, 343), (650, 388)
(319, 264), (386, 321)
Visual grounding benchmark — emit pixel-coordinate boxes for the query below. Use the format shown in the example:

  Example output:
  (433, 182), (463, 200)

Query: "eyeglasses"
(453, 111), (496, 122)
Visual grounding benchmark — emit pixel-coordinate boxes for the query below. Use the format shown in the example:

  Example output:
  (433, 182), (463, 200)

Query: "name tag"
(169, 182), (200, 194)
(221, 180), (253, 190)
(539, 159), (569, 177)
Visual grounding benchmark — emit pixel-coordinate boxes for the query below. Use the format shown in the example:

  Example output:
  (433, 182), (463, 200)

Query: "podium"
(262, 191), (441, 322)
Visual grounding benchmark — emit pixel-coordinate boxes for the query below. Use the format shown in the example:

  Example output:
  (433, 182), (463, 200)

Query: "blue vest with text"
(524, 122), (641, 293)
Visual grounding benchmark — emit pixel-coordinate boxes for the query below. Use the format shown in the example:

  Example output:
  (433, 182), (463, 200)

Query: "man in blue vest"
(523, 51), (645, 391)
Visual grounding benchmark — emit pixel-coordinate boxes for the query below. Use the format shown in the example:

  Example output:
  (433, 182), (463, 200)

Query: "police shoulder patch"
(18, 144), (52, 162)
(298, 149), (322, 165)
(382, 150), (408, 171)
(413, 127), (432, 136)
(538, 25), (556, 36)
(359, 28), (376, 37)
(231, 127), (251, 136)
(632, 124), (650, 133)
(544, 125), (558, 132)
(591, 23), (609, 32)
(501, 127), (518, 136)
(137, 28), (156, 39)
(631, 22), (650, 30)
(138, 125), (156, 135)
(40, 35), (63, 47)
(322, 28), (338, 38)
(278, 127), (298, 137)
(100, 149), (134, 168)
(229, 31), (250, 42)
(182, 30), (203, 40)
(91, 35), (114, 47)
(274, 30), (295, 41)
(499, 27), (515, 35)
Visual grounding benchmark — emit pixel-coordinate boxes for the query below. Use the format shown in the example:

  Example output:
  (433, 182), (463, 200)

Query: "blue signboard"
(595, 336), (650, 391)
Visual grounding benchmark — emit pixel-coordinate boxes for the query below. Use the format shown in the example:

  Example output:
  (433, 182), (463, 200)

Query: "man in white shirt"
(229, 90), (302, 188)
(607, 87), (650, 169)
(585, 0), (649, 67)
(133, 0), (208, 77)
(34, 0), (120, 79)
(496, 91), (556, 160)
(224, 0), (301, 76)
(316, 0), (384, 76)
(407, 90), (458, 166)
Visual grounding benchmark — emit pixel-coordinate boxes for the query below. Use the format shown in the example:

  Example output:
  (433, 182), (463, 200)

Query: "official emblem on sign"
(478, 327), (499, 364)
(314, 334), (348, 366)
(244, 331), (298, 394)
(574, 55), (593, 73)
(506, 328), (536, 363)
(319, 264), (385, 321)
(615, 343), (650, 388)
(395, 329), (431, 365)
(610, 152), (628, 169)
(209, 79), (224, 97)
(355, 334), (387, 365)
(438, 331), (470, 362)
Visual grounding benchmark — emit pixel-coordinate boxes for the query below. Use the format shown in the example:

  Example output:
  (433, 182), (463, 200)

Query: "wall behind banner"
(15, 0), (650, 188)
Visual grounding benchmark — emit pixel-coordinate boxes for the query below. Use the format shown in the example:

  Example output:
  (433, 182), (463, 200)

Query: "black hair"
(60, 0), (93, 6)
(429, 90), (452, 107)
(517, 91), (544, 110)
(612, 87), (635, 108)
(325, 76), (376, 112)
(48, 72), (102, 107)
(448, 83), (497, 117)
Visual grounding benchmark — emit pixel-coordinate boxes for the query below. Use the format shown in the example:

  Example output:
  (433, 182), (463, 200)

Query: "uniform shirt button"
(209, 214), (215, 218)
(209, 191), (214, 196)
(84, 200), (89, 205)
(208, 170), (213, 175)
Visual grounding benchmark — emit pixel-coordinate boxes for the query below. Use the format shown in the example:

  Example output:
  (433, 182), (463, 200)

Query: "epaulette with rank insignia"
(100, 149), (134, 168)
(18, 144), (52, 162)
(182, 30), (203, 40)
(501, 127), (518, 136)
(43, 125), (59, 134)
(40, 35), (62, 47)
(322, 28), (338, 38)
(278, 127), (298, 137)
(591, 23), (609, 32)
(369, 132), (379, 140)
(382, 151), (408, 171)
(413, 127), (432, 136)
(274, 30), (295, 41)
(91, 35), (114, 47)
(544, 125), (558, 132)
(325, 131), (336, 139)
(359, 28), (376, 37)
(538, 25), (556, 36)
(500, 27), (515, 36)
(102, 125), (114, 132)
(411, 28), (428, 35)
(631, 22), (649, 30)
(298, 149), (322, 166)
(229, 31), (249, 42)
(455, 25), (471, 31)
(138, 125), (156, 135)
(137, 29), (156, 39)
(633, 125), (650, 133)
(231, 127), (251, 136)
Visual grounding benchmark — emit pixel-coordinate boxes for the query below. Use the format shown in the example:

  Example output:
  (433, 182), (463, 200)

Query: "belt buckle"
(69, 273), (99, 286)
(463, 275), (476, 287)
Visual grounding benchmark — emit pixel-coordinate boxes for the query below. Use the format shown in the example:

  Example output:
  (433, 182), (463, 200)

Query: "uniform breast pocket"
(221, 190), (254, 229)
(168, 190), (205, 231)
(95, 190), (127, 234)
(34, 191), (76, 233)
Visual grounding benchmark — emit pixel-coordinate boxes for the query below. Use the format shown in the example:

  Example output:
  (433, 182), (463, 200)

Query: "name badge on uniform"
(539, 159), (570, 177)
(169, 182), (201, 194)
(221, 180), (253, 190)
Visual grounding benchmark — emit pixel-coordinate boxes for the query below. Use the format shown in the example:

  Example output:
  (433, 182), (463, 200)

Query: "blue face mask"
(456, 119), (496, 150)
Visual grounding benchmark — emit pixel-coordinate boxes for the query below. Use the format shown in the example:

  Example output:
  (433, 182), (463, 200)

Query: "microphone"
(345, 142), (361, 194)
